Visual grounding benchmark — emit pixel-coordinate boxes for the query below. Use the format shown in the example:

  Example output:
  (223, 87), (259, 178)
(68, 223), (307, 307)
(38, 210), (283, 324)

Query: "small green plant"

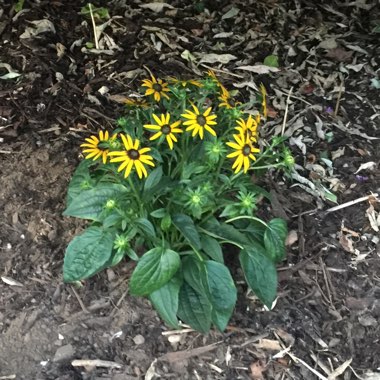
(63, 70), (291, 332)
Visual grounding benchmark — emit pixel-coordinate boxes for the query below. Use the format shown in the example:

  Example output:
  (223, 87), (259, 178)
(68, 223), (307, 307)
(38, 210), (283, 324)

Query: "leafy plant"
(63, 70), (291, 332)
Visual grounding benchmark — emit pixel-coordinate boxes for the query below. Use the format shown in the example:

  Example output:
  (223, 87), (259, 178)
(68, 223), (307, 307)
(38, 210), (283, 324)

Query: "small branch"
(334, 77), (344, 117)
(325, 193), (378, 214)
(70, 285), (89, 313)
(88, 3), (99, 49)
(72, 359), (122, 369)
(281, 86), (293, 136)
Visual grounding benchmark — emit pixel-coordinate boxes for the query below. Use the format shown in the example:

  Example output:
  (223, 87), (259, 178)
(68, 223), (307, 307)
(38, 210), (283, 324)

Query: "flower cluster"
(80, 71), (272, 179)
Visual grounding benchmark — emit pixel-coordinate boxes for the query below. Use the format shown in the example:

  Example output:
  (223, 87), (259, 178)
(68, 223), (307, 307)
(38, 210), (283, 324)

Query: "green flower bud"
(160, 214), (172, 231)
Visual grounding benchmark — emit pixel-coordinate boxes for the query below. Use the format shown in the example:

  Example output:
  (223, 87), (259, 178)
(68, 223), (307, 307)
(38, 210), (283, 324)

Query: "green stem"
(128, 177), (142, 211)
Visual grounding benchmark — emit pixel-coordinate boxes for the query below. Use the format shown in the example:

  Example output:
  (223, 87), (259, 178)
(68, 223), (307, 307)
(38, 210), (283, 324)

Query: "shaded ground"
(0, 0), (379, 379)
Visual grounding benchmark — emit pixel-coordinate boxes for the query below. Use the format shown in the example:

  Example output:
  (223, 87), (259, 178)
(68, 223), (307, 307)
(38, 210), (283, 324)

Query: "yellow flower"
(169, 77), (203, 88)
(125, 97), (149, 108)
(226, 132), (260, 173)
(260, 83), (267, 118)
(80, 130), (116, 164)
(108, 134), (155, 179)
(181, 104), (217, 139)
(235, 114), (259, 142)
(144, 113), (182, 150)
(219, 91), (241, 109)
(141, 75), (170, 102)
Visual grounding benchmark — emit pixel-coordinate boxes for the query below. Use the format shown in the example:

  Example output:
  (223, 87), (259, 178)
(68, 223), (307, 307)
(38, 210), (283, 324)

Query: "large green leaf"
(144, 166), (163, 192)
(149, 277), (181, 329)
(172, 214), (201, 250)
(135, 218), (156, 239)
(63, 183), (128, 221)
(239, 243), (278, 308)
(205, 261), (237, 331)
(66, 160), (95, 207)
(129, 247), (180, 296)
(264, 218), (287, 263)
(177, 281), (212, 333)
(182, 256), (209, 296)
(63, 227), (114, 282)
(200, 234), (224, 263)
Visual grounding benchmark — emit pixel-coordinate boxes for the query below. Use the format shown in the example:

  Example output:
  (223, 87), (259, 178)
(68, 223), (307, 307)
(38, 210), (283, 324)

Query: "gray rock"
(53, 344), (75, 362)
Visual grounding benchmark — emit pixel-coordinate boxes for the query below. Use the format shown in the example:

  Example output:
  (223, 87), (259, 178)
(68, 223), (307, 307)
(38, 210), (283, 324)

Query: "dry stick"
(281, 86), (293, 136)
(325, 193), (379, 214)
(70, 285), (89, 313)
(334, 78), (344, 117)
(88, 3), (99, 49)
(72, 359), (122, 369)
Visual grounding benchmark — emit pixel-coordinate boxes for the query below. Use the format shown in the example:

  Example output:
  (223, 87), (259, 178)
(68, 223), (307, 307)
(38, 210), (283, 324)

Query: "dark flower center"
(153, 83), (163, 92)
(128, 149), (140, 160)
(161, 124), (171, 135)
(242, 145), (251, 156)
(197, 115), (207, 126)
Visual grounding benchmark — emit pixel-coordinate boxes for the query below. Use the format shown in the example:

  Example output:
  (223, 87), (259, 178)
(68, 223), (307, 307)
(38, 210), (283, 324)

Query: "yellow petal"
(134, 161), (143, 179)
(99, 130), (104, 140)
(154, 92), (160, 102)
(139, 147), (151, 154)
(124, 160), (134, 178)
(145, 88), (155, 95)
(167, 136), (174, 150)
(226, 142), (242, 150)
(204, 107), (212, 117)
(227, 151), (241, 158)
(165, 113), (170, 124)
(192, 104), (200, 115)
(118, 158), (130, 172)
(144, 124), (161, 131)
(150, 131), (162, 141)
(204, 125), (216, 136)
(133, 138), (140, 150)
(243, 156), (250, 173)
(152, 114), (162, 125)
(139, 155), (155, 166)
(108, 151), (125, 157)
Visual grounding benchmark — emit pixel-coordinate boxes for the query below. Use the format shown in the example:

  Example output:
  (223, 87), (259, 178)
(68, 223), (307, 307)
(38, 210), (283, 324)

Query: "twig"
(70, 285), (89, 313)
(281, 86), (293, 136)
(72, 359), (122, 369)
(325, 193), (379, 214)
(334, 77), (344, 117)
(286, 351), (328, 380)
(88, 3), (99, 49)
(0, 150), (13, 154)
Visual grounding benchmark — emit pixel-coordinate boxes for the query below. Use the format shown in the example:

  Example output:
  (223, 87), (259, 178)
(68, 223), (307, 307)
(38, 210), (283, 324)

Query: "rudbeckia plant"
(63, 71), (293, 333)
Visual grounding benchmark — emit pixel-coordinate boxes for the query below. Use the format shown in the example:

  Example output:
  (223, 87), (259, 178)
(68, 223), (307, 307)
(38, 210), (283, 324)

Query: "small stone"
(133, 334), (145, 345)
(53, 344), (75, 362)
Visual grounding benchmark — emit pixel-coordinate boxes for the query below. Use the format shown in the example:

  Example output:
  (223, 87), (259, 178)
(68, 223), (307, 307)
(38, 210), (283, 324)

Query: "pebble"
(53, 344), (75, 362)
(133, 334), (145, 345)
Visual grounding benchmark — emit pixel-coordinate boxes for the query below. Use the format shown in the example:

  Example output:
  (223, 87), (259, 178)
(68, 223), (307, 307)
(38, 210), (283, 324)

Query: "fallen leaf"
(263, 55), (279, 68)
(250, 360), (266, 379)
(222, 6), (240, 19)
(345, 63), (365, 72)
(318, 38), (338, 50)
(325, 47), (353, 62)
(20, 19), (56, 38)
(355, 161), (377, 174)
(198, 53), (237, 64)
(331, 147), (345, 160)
(237, 65), (280, 74)
(285, 230), (298, 246)
(339, 232), (354, 253)
(139, 3), (174, 12)
(366, 204), (380, 232)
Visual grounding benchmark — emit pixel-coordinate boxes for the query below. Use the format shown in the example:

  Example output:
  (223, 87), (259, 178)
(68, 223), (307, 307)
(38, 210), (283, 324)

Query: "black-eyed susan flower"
(235, 114), (259, 142)
(108, 134), (155, 179)
(80, 130), (117, 164)
(124, 97), (149, 108)
(181, 104), (217, 139)
(226, 132), (260, 173)
(169, 77), (203, 88)
(141, 75), (170, 102)
(144, 113), (182, 150)
(260, 83), (267, 118)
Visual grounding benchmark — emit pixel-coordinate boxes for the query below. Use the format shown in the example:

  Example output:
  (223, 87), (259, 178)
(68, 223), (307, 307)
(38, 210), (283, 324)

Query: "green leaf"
(63, 227), (114, 282)
(177, 281), (212, 333)
(263, 55), (279, 68)
(144, 166), (163, 192)
(129, 247), (180, 296)
(200, 234), (224, 263)
(172, 214), (201, 250)
(63, 184), (127, 221)
(135, 218), (156, 239)
(149, 278), (181, 329)
(150, 208), (166, 218)
(205, 261), (237, 331)
(15, 0), (25, 12)
(202, 218), (249, 247)
(66, 160), (95, 207)
(239, 243), (278, 308)
(264, 218), (287, 263)
(182, 256), (209, 296)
